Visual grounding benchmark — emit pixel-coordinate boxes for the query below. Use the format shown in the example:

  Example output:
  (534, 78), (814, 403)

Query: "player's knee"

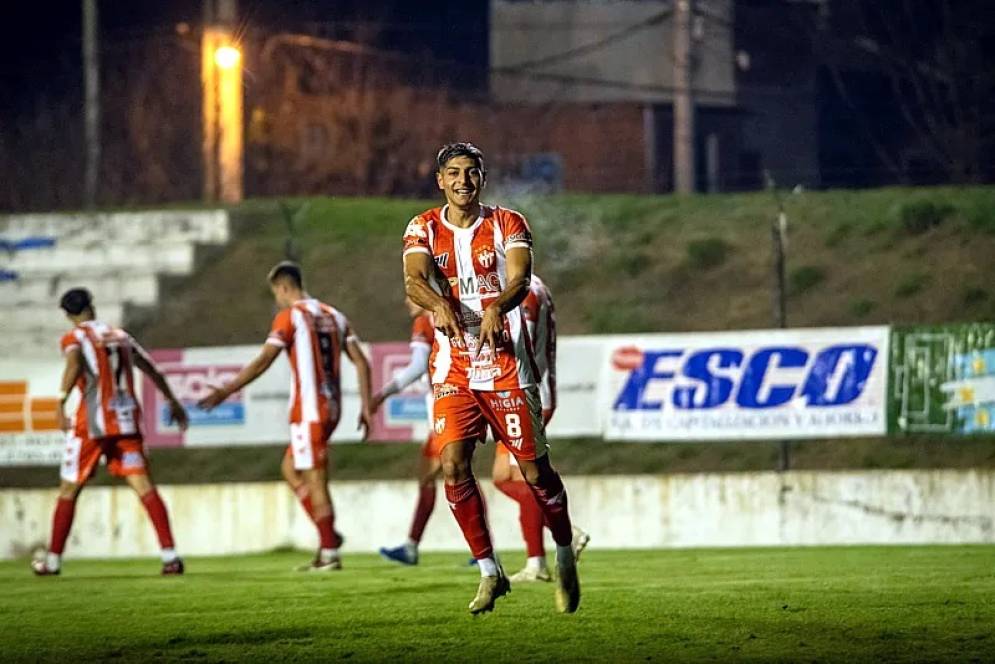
(441, 458), (470, 482)
(57, 481), (80, 500)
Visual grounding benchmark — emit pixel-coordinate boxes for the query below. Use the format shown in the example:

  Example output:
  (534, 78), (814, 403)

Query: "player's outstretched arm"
(345, 337), (373, 440)
(371, 343), (429, 414)
(56, 348), (84, 432)
(478, 246), (532, 356)
(403, 253), (461, 340)
(133, 351), (190, 431)
(197, 343), (281, 412)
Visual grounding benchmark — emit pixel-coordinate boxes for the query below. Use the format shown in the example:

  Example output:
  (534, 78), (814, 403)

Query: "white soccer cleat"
(571, 526), (591, 563)
(509, 566), (552, 583)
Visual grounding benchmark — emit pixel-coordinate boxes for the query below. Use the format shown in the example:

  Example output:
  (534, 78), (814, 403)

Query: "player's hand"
(167, 399), (190, 431)
(432, 303), (463, 346)
(369, 391), (387, 415)
(197, 385), (229, 412)
(57, 405), (70, 432)
(476, 305), (504, 358)
(357, 407), (373, 441)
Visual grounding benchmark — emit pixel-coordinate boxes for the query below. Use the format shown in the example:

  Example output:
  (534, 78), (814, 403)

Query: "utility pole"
(673, 0), (696, 194)
(82, 0), (100, 208)
(766, 171), (791, 471)
(202, 0), (243, 203)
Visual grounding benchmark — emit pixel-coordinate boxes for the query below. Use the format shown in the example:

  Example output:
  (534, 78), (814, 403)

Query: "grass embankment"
(3, 547), (994, 662)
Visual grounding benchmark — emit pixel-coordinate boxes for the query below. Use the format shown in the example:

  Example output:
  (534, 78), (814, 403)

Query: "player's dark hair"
(267, 261), (304, 288)
(436, 142), (485, 173)
(59, 288), (93, 315)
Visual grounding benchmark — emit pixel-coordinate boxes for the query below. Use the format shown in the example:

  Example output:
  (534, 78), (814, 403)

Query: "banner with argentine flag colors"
(888, 324), (995, 435)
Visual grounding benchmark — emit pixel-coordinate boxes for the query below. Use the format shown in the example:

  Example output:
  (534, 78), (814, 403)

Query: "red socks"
(294, 484), (315, 522)
(49, 497), (77, 555)
(140, 490), (175, 549)
(315, 514), (342, 549)
(445, 478), (494, 559)
(495, 480), (545, 557)
(525, 470), (573, 547)
(408, 482), (436, 544)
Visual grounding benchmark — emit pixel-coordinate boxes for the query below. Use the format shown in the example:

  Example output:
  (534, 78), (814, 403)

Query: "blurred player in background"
(492, 274), (589, 582)
(402, 142), (581, 614)
(371, 298), (442, 565)
(199, 262), (373, 571)
(32, 288), (189, 576)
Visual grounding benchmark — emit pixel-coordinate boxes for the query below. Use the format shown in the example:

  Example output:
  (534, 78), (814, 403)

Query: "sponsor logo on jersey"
(487, 395), (525, 411)
(611, 344), (879, 411)
(468, 365), (502, 382)
(507, 437), (523, 450)
(454, 272), (501, 297)
(506, 231), (532, 245)
(434, 416), (447, 434)
(433, 383), (460, 400)
(434, 252), (450, 269)
(404, 218), (427, 239)
(476, 249), (495, 268)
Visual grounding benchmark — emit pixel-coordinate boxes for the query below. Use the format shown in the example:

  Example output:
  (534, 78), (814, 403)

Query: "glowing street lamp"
(214, 45), (241, 70)
(202, 31), (243, 203)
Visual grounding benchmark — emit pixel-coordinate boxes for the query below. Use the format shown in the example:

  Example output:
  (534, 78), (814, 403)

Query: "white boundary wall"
(3, 469), (994, 560)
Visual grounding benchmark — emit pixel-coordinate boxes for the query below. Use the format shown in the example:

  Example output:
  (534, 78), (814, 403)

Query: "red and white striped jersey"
(522, 274), (557, 412)
(266, 298), (355, 425)
(60, 321), (146, 440)
(402, 204), (539, 391)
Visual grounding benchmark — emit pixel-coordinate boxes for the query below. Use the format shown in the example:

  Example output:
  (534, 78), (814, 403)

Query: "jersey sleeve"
(410, 314), (434, 348)
(124, 332), (154, 366)
(266, 309), (294, 348)
(502, 210), (533, 251)
(402, 215), (431, 257)
(59, 331), (80, 355)
(341, 314), (357, 345)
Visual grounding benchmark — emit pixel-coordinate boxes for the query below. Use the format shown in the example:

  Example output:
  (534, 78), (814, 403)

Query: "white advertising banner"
(599, 327), (890, 441)
(0, 360), (65, 466)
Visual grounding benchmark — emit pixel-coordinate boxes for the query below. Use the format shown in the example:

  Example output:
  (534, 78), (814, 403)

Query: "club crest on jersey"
(434, 253), (450, 269)
(404, 218), (427, 239)
(476, 248), (496, 268)
(434, 416), (447, 435)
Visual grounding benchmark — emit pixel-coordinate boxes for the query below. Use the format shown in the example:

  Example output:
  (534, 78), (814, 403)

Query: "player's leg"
(32, 433), (96, 575)
(114, 438), (183, 574)
(292, 421), (342, 571)
(492, 444), (549, 582)
(436, 387), (508, 613)
(483, 386), (580, 613)
(380, 442), (442, 565)
(282, 449), (315, 522)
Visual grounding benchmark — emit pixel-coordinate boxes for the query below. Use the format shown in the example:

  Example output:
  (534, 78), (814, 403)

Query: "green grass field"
(3, 547), (994, 662)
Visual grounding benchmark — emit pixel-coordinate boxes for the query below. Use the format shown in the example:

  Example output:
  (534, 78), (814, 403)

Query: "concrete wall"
(3, 469), (994, 560)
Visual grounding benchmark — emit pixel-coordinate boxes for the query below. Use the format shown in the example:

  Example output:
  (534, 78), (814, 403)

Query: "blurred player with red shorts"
(402, 142), (581, 614)
(199, 262), (373, 571)
(371, 298), (444, 565)
(32, 288), (189, 576)
(492, 274), (589, 582)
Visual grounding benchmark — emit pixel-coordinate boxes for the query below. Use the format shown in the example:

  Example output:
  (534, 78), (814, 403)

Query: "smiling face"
(437, 155), (485, 211)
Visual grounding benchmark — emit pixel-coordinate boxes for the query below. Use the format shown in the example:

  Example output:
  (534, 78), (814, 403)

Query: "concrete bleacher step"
(3, 302), (125, 331)
(0, 271), (159, 307)
(5, 243), (197, 275)
(0, 210), (229, 247)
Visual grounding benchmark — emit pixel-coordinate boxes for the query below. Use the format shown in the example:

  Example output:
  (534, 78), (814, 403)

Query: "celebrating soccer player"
(401, 142), (581, 614)
(198, 262), (373, 571)
(492, 274), (590, 582)
(32, 288), (189, 576)
(372, 298), (444, 565)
